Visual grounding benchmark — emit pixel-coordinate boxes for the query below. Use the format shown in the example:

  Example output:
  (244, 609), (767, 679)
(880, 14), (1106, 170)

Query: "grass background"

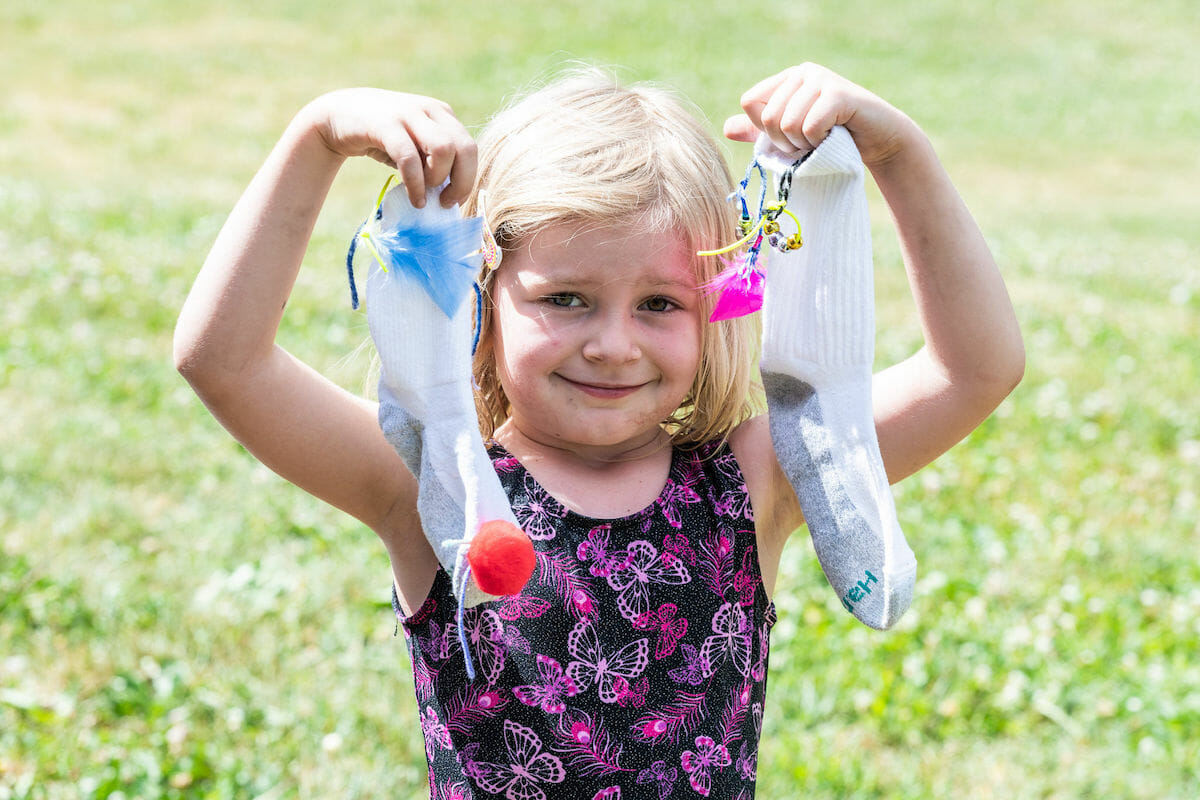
(2, 0), (1198, 797)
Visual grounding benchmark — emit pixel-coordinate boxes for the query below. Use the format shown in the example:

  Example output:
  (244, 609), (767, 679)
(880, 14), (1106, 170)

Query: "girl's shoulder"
(726, 414), (773, 490)
(728, 413), (804, 553)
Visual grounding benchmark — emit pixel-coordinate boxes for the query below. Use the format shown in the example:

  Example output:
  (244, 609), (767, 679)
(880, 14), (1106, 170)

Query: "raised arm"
(173, 89), (477, 604)
(727, 63), (1024, 485)
(862, 123), (1025, 482)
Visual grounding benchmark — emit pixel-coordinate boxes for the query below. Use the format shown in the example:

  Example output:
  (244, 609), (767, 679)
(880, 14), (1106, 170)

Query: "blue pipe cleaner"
(456, 564), (477, 681)
(470, 282), (483, 356)
(346, 220), (366, 309)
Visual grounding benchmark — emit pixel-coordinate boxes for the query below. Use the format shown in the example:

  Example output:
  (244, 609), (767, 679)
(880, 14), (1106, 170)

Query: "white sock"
(757, 127), (916, 629)
(364, 185), (526, 609)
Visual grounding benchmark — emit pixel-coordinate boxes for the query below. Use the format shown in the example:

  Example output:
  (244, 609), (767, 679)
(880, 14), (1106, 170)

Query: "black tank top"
(396, 439), (775, 799)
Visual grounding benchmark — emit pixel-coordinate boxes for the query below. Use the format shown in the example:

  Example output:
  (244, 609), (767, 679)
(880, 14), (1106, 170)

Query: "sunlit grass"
(3, 0), (1199, 797)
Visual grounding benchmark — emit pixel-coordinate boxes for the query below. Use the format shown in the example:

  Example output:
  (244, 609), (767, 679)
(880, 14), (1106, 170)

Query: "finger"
(426, 106), (478, 208)
(723, 114), (760, 143)
(383, 134), (426, 207)
(798, 90), (849, 151)
(777, 86), (823, 152)
(402, 112), (459, 207)
(738, 69), (793, 128)
(757, 71), (815, 153)
(440, 138), (477, 208)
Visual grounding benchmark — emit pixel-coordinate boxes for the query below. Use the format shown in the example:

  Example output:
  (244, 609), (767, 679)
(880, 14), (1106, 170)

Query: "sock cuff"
(757, 126), (874, 368)
(760, 245), (874, 369)
(754, 126), (864, 180)
(361, 182), (481, 415)
(366, 262), (477, 416)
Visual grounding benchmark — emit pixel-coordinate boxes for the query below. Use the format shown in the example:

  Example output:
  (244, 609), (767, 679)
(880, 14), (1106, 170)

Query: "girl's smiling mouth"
(557, 375), (648, 399)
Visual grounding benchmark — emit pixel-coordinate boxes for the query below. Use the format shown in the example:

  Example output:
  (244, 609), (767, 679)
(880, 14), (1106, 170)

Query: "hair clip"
(477, 189), (503, 272)
(696, 156), (807, 322)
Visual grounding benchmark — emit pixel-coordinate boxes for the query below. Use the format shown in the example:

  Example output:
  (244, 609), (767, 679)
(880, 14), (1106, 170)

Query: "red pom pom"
(467, 520), (535, 596)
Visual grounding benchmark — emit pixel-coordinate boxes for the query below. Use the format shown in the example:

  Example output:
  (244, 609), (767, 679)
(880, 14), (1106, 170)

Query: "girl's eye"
(642, 296), (676, 312)
(545, 293), (582, 308)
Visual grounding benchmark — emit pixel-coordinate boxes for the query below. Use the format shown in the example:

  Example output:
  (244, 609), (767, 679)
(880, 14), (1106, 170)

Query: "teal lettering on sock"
(841, 570), (880, 613)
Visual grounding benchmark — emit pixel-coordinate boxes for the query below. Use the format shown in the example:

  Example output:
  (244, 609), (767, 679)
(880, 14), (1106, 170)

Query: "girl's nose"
(582, 314), (641, 363)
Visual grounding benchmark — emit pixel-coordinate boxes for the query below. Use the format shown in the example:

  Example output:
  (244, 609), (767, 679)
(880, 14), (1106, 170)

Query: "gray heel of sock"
(379, 396), (490, 607)
(763, 371), (910, 629)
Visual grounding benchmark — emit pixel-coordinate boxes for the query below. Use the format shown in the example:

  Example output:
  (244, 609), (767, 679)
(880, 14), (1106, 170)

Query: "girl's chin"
(502, 417), (669, 457)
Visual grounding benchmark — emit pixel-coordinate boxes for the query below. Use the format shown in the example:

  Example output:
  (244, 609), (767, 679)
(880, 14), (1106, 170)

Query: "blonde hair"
(462, 68), (761, 447)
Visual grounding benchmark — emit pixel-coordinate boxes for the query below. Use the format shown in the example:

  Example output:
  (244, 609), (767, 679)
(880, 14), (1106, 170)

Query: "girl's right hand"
(303, 88), (477, 208)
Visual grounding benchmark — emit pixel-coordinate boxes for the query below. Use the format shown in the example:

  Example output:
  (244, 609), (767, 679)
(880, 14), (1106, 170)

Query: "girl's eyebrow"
(525, 277), (699, 297)
(519, 268), (695, 291)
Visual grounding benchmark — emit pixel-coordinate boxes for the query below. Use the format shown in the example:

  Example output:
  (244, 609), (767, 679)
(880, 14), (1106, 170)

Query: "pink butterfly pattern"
(709, 451), (754, 521)
(514, 654), (579, 715)
(605, 540), (691, 622)
(470, 719), (566, 800)
(681, 736), (732, 797)
(497, 594), (552, 621)
(566, 619), (650, 705)
(667, 644), (710, 687)
(399, 440), (774, 798)
(417, 621), (457, 663)
(576, 524), (633, 577)
(700, 602), (753, 679)
(633, 602), (689, 660)
(611, 675), (649, 709)
(513, 472), (567, 541)
(731, 549), (759, 608)
(655, 475), (702, 529)
(637, 760), (678, 800)
(465, 608), (508, 686)
(661, 532), (697, 567)
(736, 741), (757, 781)
(421, 706), (453, 763)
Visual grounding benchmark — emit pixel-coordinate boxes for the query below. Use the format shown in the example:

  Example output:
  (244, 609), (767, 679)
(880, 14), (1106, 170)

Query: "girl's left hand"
(724, 63), (917, 168)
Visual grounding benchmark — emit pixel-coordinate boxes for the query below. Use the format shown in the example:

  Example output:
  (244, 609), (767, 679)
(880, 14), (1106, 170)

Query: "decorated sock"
(361, 183), (534, 612)
(757, 127), (916, 629)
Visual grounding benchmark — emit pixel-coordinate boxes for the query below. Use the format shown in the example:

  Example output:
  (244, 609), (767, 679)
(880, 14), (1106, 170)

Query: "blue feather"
(369, 186), (483, 318)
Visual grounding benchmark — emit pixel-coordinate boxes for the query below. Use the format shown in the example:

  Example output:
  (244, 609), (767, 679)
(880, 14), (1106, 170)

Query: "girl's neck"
(494, 422), (674, 519)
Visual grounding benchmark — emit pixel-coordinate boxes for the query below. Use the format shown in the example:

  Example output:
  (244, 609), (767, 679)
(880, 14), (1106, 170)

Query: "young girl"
(175, 63), (1023, 798)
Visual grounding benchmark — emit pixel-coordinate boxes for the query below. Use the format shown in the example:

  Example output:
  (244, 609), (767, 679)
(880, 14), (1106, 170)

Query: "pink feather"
(703, 253), (765, 322)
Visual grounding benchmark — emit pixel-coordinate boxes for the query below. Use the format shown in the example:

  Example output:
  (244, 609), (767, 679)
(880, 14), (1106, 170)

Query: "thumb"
(723, 114), (760, 143)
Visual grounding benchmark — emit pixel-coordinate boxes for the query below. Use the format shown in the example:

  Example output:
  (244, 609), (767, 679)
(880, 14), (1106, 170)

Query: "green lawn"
(2, 0), (1198, 797)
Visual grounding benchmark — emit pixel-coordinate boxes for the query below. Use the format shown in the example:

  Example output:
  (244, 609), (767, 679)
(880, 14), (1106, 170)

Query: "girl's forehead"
(512, 222), (695, 284)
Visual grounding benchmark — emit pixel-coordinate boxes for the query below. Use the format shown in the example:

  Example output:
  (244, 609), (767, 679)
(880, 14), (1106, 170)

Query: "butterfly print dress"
(396, 440), (776, 800)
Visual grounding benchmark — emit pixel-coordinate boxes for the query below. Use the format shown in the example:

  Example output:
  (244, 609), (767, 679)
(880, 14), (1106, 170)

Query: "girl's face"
(490, 222), (703, 458)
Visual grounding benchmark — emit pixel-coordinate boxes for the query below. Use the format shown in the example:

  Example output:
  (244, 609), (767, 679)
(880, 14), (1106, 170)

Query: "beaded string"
(699, 155), (808, 260)
(696, 151), (812, 322)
